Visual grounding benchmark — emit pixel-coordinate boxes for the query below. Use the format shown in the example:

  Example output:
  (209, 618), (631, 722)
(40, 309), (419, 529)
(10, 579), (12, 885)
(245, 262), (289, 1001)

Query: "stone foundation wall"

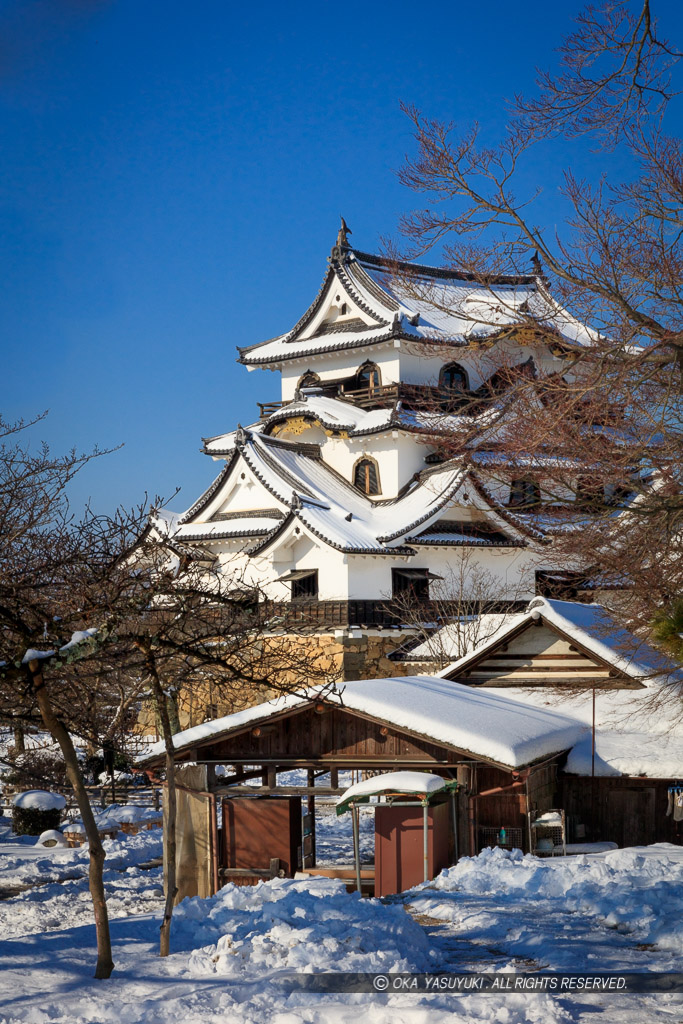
(137, 631), (416, 736)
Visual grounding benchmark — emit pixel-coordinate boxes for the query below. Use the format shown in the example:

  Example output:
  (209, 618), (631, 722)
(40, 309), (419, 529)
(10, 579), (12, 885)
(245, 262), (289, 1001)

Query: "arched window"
(355, 361), (381, 392)
(353, 456), (381, 496)
(439, 362), (469, 392)
(297, 371), (320, 391)
(509, 479), (540, 509)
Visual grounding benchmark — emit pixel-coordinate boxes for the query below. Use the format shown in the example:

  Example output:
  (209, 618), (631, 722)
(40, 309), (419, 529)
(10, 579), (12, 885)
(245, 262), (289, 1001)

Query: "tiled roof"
(238, 247), (599, 368)
(167, 429), (535, 557)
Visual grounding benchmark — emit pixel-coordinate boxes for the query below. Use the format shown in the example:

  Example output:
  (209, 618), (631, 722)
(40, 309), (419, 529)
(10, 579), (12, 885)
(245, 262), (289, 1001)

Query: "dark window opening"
(439, 362), (469, 392)
(392, 568), (441, 604)
(353, 457), (380, 495)
(291, 571), (318, 601)
(509, 479), (540, 508)
(355, 361), (381, 392)
(341, 302), (348, 315)
(298, 371), (321, 391)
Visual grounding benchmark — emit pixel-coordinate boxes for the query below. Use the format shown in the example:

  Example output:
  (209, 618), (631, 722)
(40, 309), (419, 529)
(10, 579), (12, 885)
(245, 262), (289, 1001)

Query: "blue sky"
(2, 0), (681, 515)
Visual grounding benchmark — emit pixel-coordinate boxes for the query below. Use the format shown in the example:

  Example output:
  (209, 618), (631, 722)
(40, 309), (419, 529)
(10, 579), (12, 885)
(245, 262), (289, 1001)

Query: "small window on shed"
(353, 457), (380, 496)
(509, 479), (540, 508)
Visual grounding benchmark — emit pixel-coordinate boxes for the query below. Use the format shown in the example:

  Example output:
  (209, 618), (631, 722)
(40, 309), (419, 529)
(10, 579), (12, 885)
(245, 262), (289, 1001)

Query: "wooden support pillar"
(267, 768), (277, 789)
(307, 769), (316, 866)
(329, 767), (339, 789)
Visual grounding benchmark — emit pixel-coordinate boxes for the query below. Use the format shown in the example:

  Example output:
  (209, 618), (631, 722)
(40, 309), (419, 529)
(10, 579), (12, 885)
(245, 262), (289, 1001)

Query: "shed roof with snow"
(138, 675), (586, 772)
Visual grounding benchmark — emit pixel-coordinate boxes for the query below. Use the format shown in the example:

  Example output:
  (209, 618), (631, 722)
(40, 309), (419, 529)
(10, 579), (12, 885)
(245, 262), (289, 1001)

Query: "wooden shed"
(438, 597), (683, 849)
(139, 675), (586, 900)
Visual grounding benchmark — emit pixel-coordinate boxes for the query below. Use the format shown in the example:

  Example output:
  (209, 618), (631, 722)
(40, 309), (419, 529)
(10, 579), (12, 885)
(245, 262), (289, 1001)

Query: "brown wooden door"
(603, 787), (655, 848)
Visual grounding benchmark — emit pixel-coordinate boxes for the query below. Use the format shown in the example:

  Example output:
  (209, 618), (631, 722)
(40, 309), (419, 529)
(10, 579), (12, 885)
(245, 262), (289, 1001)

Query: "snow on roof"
(138, 691), (309, 763)
(138, 675), (587, 770)
(239, 248), (599, 367)
(176, 516), (283, 541)
(482, 684), (683, 778)
(335, 770), (446, 814)
(179, 429), (485, 555)
(406, 613), (526, 662)
(565, 728), (683, 779)
(265, 395), (395, 435)
(439, 597), (682, 686)
(166, 428), (534, 555)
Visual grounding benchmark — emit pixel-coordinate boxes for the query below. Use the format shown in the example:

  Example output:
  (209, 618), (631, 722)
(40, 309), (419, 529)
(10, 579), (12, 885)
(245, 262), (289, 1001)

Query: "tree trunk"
(13, 724), (25, 755)
(144, 654), (178, 958)
(166, 690), (181, 736)
(29, 660), (114, 979)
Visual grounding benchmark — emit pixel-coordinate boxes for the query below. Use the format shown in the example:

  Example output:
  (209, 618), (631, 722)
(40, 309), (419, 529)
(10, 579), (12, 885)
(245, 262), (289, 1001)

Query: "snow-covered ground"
(1, 796), (682, 1024)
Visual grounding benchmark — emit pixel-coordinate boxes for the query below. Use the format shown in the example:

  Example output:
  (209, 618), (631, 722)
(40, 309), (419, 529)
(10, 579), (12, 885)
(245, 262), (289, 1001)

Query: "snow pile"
(95, 803), (162, 827)
(177, 876), (435, 976)
(11, 789), (66, 811)
(413, 844), (683, 958)
(0, 827), (162, 886)
(35, 830), (69, 848)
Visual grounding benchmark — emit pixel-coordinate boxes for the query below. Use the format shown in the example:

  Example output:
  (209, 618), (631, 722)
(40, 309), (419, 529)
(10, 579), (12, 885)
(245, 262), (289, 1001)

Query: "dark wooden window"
(509, 479), (540, 508)
(439, 362), (469, 392)
(298, 371), (320, 390)
(291, 571), (318, 601)
(355, 362), (381, 392)
(353, 457), (380, 495)
(392, 568), (431, 603)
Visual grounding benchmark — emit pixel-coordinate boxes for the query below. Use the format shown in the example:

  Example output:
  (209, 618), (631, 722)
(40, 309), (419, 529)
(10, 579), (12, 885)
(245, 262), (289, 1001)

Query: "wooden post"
(267, 768), (277, 789)
(307, 769), (316, 866)
(423, 802), (429, 882)
(352, 805), (362, 894)
(330, 767), (339, 789)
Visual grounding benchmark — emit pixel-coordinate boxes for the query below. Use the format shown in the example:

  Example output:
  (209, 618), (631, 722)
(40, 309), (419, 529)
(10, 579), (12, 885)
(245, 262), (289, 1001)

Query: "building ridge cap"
(350, 248), (539, 287)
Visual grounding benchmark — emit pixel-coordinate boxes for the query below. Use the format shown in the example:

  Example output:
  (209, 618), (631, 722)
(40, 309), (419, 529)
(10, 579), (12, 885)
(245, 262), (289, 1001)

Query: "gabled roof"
(166, 428), (533, 556)
(238, 244), (599, 368)
(439, 597), (682, 686)
(137, 674), (587, 771)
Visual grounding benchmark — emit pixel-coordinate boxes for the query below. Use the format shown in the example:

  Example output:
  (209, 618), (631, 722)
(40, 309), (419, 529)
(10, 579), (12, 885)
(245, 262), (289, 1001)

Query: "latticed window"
(509, 479), (540, 508)
(439, 362), (469, 391)
(353, 457), (380, 495)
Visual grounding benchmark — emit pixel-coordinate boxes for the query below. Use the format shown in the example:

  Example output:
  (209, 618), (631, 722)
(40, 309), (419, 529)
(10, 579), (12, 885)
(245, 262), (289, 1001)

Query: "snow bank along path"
(1, 844), (682, 1024)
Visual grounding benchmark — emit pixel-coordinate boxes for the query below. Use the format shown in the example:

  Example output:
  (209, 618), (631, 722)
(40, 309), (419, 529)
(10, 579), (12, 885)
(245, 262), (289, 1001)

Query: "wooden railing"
(264, 599), (521, 628)
(257, 383), (470, 420)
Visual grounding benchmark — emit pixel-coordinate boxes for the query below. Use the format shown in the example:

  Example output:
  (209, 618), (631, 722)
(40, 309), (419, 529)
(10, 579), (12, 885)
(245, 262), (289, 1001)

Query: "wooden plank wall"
(560, 777), (681, 847)
(463, 623), (639, 688)
(206, 706), (451, 764)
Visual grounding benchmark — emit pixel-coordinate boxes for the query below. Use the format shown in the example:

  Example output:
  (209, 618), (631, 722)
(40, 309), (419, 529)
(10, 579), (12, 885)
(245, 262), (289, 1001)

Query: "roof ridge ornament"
(290, 491), (302, 510)
(235, 424), (248, 447)
(330, 216), (352, 262)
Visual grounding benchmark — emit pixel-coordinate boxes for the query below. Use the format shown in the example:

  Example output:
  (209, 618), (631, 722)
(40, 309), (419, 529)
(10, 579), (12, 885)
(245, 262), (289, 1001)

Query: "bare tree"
(0, 414), (340, 970)
(390, 0), (682, 647)
(388, 551), (528, 668)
